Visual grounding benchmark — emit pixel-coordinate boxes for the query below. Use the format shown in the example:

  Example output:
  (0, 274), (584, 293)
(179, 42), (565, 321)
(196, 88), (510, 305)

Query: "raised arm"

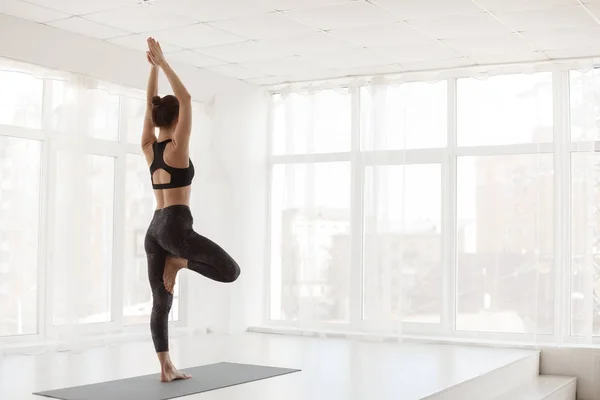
(147, 38), (192, 149)
(141, 44), (158, 150)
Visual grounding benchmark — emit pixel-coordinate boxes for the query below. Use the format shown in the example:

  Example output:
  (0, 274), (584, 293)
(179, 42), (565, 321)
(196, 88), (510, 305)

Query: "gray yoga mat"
(33, 362), (301, 400)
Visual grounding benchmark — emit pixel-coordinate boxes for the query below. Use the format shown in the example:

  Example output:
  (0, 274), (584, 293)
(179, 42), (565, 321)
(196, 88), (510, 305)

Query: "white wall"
(187, 85), (269, 334)
(540, 347), (600, 400)
(0, 13), (269, 335)
(0, 13), (250, 101)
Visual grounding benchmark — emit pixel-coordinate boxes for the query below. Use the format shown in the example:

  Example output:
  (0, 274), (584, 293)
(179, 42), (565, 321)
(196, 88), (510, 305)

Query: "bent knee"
(223, 262), (241, 283)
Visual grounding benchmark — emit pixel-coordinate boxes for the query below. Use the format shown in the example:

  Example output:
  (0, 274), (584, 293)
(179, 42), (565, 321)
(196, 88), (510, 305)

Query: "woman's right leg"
(155, 206), (241, 284)
(176, 230), (241, 283)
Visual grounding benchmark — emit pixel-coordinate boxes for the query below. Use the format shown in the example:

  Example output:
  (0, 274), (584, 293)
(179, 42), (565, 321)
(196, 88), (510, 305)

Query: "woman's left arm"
(142, 44), (159, 150)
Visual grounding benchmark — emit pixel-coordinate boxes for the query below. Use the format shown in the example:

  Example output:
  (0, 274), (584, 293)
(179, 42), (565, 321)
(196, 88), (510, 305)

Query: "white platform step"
(491, 376), (577, 400)
(427, 351), (540, 400)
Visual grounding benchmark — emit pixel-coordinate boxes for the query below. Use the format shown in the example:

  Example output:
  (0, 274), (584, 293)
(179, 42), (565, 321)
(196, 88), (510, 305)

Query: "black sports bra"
(149, 139), (195, 190)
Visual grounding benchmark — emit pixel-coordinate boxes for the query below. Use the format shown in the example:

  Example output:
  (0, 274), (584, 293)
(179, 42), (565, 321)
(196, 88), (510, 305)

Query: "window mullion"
(349, 85), (364, 329)
(36, 79), (54, 338)
(442, 78), (458, 335)
(553, 70), (571, 344)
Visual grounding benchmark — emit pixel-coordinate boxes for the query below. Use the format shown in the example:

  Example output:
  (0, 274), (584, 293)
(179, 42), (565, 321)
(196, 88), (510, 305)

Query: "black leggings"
(144, 205), (240, 353)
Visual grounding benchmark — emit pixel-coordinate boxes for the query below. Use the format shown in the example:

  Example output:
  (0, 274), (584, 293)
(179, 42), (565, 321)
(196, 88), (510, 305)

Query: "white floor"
(0, 332), (572, 400)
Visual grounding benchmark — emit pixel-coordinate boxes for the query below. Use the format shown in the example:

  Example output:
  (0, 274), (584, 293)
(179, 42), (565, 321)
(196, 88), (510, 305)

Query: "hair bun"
(151, 96), (162, 107)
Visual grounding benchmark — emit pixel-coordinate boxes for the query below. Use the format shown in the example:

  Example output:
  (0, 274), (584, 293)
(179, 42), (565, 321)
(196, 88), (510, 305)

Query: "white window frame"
(265, 71), (600, 346)
(0, 73), (189, 345)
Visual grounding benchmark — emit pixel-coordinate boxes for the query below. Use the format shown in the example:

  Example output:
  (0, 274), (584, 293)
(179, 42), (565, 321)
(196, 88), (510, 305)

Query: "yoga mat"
(34, 362), (301, 400)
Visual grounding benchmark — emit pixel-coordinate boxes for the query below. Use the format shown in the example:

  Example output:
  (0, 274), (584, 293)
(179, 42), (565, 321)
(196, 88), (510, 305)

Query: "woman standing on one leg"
(141, 37), (241, 382)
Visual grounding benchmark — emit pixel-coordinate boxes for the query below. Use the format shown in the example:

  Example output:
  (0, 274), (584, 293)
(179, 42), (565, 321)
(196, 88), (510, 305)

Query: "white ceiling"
(3, 0), (600, 86)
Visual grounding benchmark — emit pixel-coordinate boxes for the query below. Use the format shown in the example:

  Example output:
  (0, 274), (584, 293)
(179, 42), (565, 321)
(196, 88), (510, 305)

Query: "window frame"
(266, 71), (600, 346)
(0, 71), (190, 343)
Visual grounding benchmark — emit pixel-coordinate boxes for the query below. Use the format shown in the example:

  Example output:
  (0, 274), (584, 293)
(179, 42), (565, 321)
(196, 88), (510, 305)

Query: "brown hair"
(151, 95), (179, 128)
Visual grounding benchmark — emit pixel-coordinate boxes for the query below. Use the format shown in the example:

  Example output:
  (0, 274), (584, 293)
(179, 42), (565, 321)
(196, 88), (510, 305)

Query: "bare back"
(143, 141), (191, 209)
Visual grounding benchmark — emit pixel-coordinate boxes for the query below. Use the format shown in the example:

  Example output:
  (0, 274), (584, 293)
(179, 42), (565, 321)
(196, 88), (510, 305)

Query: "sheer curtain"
(568, 65), (600, 345)
(359, 81), (444, 338)
(268, 59), (600, 345)
(269, 88), (353, 328)
(47, 74), (118, 351)
(0, 57), (167, 353)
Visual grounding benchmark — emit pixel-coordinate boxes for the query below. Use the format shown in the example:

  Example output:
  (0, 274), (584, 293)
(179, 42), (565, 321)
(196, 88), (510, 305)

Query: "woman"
(142, 37), (240, 382)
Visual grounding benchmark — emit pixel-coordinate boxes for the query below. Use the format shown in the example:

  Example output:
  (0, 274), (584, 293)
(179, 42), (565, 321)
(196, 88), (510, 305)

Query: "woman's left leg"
(145, 229), (191, 382)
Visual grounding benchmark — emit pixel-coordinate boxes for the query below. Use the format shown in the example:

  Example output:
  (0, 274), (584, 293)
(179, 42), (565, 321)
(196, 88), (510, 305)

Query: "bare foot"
(161, 365), (192, 382)
(163, 255), (186, 294)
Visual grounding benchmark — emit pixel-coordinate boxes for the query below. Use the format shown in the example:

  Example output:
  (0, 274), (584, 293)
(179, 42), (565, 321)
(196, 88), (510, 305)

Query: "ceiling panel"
(25, 0), (137, 15)
(150, 0), (271, 22)
(409, 13), (512, 39)
(471, 51), (549, 64)
(276, 69), (343, 83)
(582, 3), (600, 21)
(369, 42), (461, 63)
(371, 0), (483, 20)
(476, 0), (579, 12)
(209, 12), (316, 40)
(262, 32), (361, 56)
(334, 64), (404, 77)
(520, 27), (600, 50)
(168, 50), (227, 68)
(149, 23), (246, 49)
(84, 3), (196, 33)
(494, 5), (598, 31)
(6, 0), (600, 86)
(302, 48), (394, 69)
(48, 16), (129, 39)
(329, 22), (432, 47)
(283, 2), (397, 30)
(399, 57), (473, 71)
(545, 47), (600, 59)
(107, 34), (182, 53)
(205, 64), (267, 80)
(443, 34), (536, 56)
(0, 0), (68, 23)
(241, 56), (324, 76)
(245, 76), (286, 86)
(255, 0), (356, 11)
(195, 41), (295, 63)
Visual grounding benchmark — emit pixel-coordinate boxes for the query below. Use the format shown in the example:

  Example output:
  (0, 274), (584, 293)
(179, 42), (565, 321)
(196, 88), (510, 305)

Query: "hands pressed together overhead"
(146, 37), (166, 67)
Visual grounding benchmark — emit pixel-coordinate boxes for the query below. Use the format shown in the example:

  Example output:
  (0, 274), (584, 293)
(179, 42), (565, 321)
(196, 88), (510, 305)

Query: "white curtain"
(0, 56), (218, 354)
(569, 66), (600, 344)
(269, 58), (600, 345)
(48, 74), (114, 352)
(0, 58), (147, 353)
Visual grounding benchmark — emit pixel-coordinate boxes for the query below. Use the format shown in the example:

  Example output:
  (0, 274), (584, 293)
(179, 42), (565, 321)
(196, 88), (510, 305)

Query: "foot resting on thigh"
(161, 363), (192, 382)
(163, 255), (188, 294)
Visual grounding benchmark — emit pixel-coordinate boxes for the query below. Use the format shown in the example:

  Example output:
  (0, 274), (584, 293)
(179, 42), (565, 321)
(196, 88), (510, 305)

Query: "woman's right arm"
(148, 38), (192, 149)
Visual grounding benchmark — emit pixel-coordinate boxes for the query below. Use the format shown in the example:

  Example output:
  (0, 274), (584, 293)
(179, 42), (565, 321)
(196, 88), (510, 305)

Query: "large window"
(0, 71), (43, 129)
(272, 90), (351, 155)
(269, 69), (600, 344)
(270, 162), (351, 322)
(360, 82), (447, 150)
(0, 136), (41, 336)
(0, 60), (199, 339)
(457, 73), (553, 146)
(363, 164), (442, 323)
(52, 153), (115, 326)
(569, 69), (600, 338)
(456, 154), (554, 334)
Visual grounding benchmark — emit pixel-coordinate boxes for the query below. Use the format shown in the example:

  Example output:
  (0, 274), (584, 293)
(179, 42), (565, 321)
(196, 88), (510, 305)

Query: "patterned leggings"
(144, 205), (240, 352)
